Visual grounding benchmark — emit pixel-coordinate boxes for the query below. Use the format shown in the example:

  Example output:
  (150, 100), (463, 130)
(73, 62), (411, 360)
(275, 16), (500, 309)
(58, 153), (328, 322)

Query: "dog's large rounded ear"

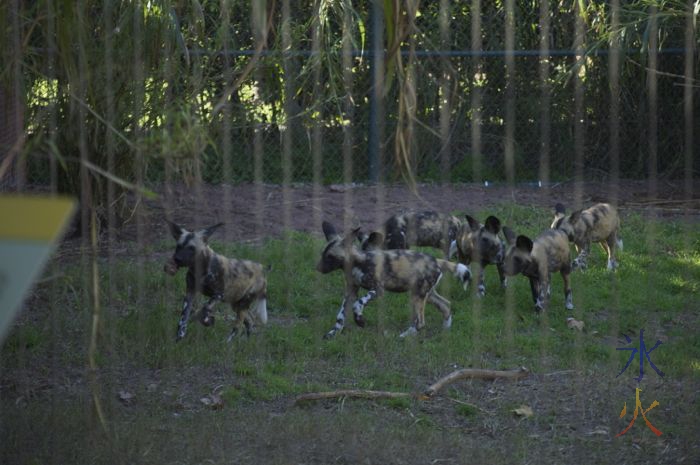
(516, 235), (534, 253)
(502, 226), (517, 245)
(465, 214), (480, 231)
(484, 216), (501, 234)
(569, 209), (583, 224)
(166, 219), (184, 240)
(201, 222), (224, 241)
(356, 230), (368, 244)
(322, 221), (339, 241)
(362, 231), (385, 250)
(342, 227), (363, 247)
(551, 215), (564, 229)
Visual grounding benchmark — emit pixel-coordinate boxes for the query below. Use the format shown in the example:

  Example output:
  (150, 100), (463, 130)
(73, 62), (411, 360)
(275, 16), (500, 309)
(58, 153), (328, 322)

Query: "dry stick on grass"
(625, 199), (699, 207)
(294, 390), (413, 405)
(293, 367), (529, 406)
(423, 367), (529, 398)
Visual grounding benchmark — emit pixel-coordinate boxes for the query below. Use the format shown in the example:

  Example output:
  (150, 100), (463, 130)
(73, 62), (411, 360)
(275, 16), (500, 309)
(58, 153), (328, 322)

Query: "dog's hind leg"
(572, 243), (590, 270)
(227, 309), (250, 342)
(400, 295), (426, 338)
(399, 289), (434, 337)
(561, 269), (574, 311)
(242, 310), (254, 336)
(352, 290), (377, 328)
(199, 295), (222, 327)
(605, 233), (620, 270)
(427, 290), (452, 329)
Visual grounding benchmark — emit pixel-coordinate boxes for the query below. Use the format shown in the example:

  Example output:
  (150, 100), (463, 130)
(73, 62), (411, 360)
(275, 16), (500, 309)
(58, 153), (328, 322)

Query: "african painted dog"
(452, 215), (507, 297)
(371, 210), (462, 258)
(502, 226), (574, 313)
(551, 203), (623, 270)
(164, 221), (268, 341)
(318, 221), (471, 338)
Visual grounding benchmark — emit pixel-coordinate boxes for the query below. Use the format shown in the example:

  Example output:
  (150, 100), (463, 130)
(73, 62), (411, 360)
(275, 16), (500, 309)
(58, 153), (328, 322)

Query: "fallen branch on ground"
(625, 199), (699, 207)
(424, 367), (529, 398)
(294, 390), (412, 405)
(292, 366), (529, 406)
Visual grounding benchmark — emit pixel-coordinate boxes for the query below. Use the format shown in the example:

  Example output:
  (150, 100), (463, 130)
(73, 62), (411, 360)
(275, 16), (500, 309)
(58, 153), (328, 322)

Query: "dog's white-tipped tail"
(437, 259), (472, 288)
(454, 263), (472, 290)
(255, 298), (268, 325)
(617, 238), (623, 252)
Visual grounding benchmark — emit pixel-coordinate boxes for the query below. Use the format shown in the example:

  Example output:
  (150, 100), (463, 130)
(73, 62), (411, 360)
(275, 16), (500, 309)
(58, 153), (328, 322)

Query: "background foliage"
(1, 1), (698, 210)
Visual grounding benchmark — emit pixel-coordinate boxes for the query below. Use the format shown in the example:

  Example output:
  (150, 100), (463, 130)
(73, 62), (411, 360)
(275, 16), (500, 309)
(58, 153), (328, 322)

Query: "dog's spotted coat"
(503, 226), (574, 313)
(551, 202), (623, 271)
(368, 210), (462, 258)
(165, 221), (268, 342)
(318, 221), (471, 338)
(452, 215), (507, 297)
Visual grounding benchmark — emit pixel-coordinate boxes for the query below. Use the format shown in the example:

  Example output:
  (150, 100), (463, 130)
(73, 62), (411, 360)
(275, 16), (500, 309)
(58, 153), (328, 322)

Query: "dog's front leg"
(352, 289), (378, 327)
(496, 261), (507, 289)
(199, 294), (222, 327)
(324, 286), (358, 339)
(536, 275), (551, 312)
(324, 298), (348, 339)
(528, 277), (539, 305)
(176, 291), (195, 341)
(477, 265), (487, 297)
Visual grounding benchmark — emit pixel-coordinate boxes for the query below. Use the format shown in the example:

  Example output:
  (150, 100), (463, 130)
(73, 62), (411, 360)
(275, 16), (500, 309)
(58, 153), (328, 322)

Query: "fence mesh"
(8, 1), (697, 191)
(1, 1), (698, 464)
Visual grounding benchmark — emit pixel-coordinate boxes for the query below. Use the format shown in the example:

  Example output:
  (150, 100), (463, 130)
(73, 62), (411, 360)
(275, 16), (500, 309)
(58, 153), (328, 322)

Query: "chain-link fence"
(5, 1), (697, 195)
(2, 3), (700, 464)
(17, 48), (696, 187)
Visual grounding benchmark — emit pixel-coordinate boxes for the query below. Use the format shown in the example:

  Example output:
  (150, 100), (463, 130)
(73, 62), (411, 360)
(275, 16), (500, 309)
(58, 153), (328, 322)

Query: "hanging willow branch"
(393, 0), (420, 192)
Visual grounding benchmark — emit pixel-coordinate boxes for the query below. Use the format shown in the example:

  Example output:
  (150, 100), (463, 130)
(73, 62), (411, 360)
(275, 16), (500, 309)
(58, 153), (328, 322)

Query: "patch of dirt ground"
(4, 180), (699, 465)
(108, 179), (699, 247)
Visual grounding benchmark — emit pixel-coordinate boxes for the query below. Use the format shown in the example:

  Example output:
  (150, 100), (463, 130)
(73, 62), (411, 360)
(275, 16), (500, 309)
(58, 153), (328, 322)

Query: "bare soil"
(112, 179), (699, 247)
(4, 180), (699, 465)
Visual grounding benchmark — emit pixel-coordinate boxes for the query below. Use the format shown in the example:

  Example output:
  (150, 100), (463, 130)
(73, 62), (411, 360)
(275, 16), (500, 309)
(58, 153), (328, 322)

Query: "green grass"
(2, 204), (699, 464)
(6, 205), (700, 382)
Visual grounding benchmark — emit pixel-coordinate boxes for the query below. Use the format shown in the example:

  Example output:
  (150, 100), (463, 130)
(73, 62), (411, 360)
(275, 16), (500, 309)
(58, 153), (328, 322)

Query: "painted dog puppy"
(502, 226), (573, 313)
(373, 210), (462, 259)
(452, 215), (506, 297)
(318, 221), (471, 338)
(551, 202), (623, 270)
(164, 221), (268, 342)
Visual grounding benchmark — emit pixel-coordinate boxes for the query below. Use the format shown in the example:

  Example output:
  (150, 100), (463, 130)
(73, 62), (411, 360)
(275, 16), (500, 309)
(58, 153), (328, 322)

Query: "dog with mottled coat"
(551, 202), (623, 270)
(370, 210), (462, 259)
(318, 221), (471, 338)
(164, 221), (268, 342)
(452, 215), (507, 297)
(502, 226), (574, 313)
